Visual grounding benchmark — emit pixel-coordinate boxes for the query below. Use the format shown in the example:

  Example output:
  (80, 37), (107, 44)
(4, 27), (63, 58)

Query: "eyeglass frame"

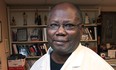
(47, 23), (82, 30)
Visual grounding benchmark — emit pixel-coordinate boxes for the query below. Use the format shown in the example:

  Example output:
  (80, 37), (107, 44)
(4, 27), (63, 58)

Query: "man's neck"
(51, 51), (71, 64)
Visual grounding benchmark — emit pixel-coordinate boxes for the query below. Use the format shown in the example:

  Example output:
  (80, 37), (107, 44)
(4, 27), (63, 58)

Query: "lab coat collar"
(47, 43), (84, 70)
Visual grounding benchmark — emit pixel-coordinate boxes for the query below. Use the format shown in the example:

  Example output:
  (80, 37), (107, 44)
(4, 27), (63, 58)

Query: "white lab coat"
(30, 43), (114, 70)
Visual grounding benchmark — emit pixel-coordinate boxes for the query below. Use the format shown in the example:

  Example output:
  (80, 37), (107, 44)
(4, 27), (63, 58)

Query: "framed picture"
(101, 12), (116, 44)
(17, 28), (28, 41)
(0, 21), (2, 42)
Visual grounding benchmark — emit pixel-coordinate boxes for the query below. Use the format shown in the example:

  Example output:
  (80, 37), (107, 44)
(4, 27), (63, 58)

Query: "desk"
(106, 59), (116, 70)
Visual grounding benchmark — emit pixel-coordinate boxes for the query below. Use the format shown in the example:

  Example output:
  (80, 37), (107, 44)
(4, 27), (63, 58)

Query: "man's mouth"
(53, 40), (68, 45)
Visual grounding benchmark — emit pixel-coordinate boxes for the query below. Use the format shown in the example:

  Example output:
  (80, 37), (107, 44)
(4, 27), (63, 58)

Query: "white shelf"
(11, 41), (48, 44)
(81, 8), (99, 12)
(82, 23), (97, 27)
(10, 25), (47, 28)
(26, 56), (41, 59)
(81, 39), (97, 42)
(10, 8), (50, 12)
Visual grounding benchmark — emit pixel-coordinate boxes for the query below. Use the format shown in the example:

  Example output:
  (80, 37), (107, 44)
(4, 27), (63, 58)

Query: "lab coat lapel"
(41, 48), (52, 70)
(61, 43), (84, 70)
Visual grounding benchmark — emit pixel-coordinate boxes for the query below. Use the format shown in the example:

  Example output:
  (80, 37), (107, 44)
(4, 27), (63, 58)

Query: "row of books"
(81, 27), (97, 41)
(12, 43), (48, 57)
(11, 28), (47, 42)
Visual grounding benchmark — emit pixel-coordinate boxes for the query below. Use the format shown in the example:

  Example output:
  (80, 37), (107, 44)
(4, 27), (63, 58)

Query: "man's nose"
(56, 25), (67, 36)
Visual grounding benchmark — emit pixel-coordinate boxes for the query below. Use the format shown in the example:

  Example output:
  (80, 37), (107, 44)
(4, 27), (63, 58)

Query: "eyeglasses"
(47, 23), (81, 30)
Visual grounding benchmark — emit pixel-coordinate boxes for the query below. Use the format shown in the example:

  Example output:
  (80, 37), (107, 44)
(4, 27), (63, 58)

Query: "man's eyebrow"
(63, 21), (75, 24)
(50, 21), (59, 23)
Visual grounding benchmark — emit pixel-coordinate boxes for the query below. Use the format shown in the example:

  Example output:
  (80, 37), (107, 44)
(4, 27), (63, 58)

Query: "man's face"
(47, 8), (81, 55)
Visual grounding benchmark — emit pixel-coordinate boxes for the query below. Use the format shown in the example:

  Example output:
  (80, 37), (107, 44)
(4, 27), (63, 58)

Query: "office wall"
(101, 6), (116, 11)
(0, 0), (9, 70)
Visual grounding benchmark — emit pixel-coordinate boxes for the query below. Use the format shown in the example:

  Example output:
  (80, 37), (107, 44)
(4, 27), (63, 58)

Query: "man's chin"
(54, 49), (72, 55)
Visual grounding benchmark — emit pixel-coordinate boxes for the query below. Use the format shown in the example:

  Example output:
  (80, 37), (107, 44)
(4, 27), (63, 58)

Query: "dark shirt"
(50, 52), (63, 70)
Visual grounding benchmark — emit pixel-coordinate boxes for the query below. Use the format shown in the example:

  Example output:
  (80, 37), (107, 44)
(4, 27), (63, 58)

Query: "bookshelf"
(80, 8), (100, 53)
(7, 6), (50, 69)
(81, 24), (98, 52)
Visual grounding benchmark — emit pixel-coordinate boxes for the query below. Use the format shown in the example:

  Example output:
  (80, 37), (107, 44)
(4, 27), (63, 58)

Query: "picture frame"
(0, 21), (2, 42)
(101, 12), (116, 44)
(17, 28), (28, 41)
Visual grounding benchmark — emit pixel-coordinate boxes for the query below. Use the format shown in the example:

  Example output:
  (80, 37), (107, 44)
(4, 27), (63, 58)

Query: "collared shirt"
(30, 43), (114, 70)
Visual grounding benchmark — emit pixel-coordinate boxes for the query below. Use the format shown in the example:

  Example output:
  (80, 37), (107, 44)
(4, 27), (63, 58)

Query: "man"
(30, 2), (114, 70)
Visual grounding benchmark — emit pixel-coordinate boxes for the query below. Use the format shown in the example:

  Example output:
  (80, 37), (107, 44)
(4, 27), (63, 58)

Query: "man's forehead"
(51, 4), (77, 14)
(51, 2), (77, 11)
(51, 9), (76, 16)
(49, 10), (76, 22)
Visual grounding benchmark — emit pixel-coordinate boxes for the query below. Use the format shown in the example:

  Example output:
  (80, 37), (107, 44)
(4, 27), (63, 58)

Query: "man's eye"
(49, 24), (59, 27)
(64, 24), (75, 27)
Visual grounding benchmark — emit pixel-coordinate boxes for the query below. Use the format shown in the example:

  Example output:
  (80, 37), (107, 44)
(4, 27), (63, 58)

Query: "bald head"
(48, 2), (82, 23)
(51, 2), (77, 13)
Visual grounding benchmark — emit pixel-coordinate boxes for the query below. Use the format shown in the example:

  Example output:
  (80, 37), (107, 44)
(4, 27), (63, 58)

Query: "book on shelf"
(11, 30), (17, 41)
(43, 43), (48, 52)
(42, 28), (47, 41)
(40, 45), (46, 55)
(12, 44), (18, 54)
(94, 27), (97, 40)
(12, 43), (48, 57)
(29, 28), (43, 41)
(12, 28), (44, 42)
(29, 45), (36, 56)
(85, 28), (93, 40)
(81, 28), (92, 41)
(17, 28), (28, 41)
(18, 45), (29, 57)
(88, 27), (95, 40)
(81, 26), (97, 41)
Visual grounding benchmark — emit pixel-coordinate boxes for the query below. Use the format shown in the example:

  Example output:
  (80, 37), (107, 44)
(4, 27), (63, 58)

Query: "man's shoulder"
(81, 45), (97, 54)
(79, 45), (114, 70)
(30, 54), (49, 70)
(79, 45), (102, 60)
(35, 54), (49, 64)
(33, 48), (52, 64)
